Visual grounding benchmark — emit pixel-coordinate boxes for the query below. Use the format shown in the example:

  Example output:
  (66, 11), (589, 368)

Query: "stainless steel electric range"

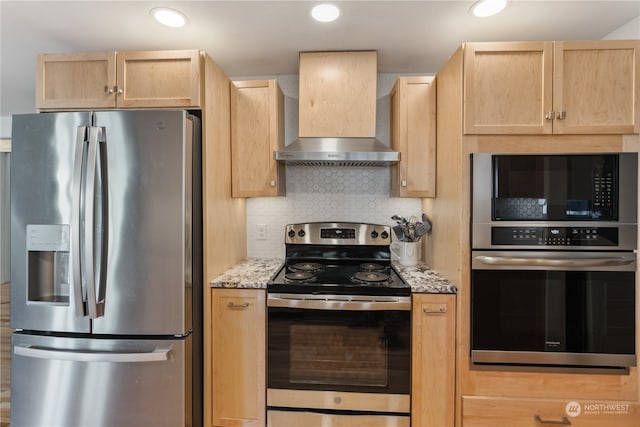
(267, 222), (412, 427)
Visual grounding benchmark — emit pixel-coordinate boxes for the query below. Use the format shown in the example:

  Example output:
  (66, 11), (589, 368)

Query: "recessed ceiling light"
(311, 4), (340, 22)
(470, 0), (508, 18)
(150, 7), (189, 28)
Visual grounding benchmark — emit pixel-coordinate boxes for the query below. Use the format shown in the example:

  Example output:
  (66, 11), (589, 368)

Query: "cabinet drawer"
(463, 396), (639, 427)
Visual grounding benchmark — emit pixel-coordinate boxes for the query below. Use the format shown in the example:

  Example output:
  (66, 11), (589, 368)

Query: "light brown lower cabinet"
(411, 293), (456, 427)
(210, 288), (265, 427)
(462, 396), (640, 427)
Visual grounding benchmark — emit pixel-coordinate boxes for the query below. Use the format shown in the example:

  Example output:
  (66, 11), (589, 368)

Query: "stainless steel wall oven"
(267, 223), (411, 427)
(471, 153), (638, 372)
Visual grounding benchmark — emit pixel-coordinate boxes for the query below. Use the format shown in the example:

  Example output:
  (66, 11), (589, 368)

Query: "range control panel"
(492, 226), (619, 246)
(285, 222), (391, 245)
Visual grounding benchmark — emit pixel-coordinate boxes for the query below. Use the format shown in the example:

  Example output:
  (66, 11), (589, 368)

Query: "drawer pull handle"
(534, 415), (571, 425)
(227, 302), (250, 309)
(423, 305), (447, 314)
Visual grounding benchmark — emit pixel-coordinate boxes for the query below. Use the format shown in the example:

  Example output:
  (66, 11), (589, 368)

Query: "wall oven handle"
(534, 415), (571, 425)
(475, 255), (635, 268)
(267, 293), (411, 311)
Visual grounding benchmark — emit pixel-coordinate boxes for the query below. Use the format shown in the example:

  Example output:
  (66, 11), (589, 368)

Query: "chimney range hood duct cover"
(275, 137), (400, 166)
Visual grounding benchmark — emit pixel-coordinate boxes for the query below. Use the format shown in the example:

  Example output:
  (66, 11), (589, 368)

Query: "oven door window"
(472, 270), (635, 355)
(492, 154), (618, 221)
(268, 308), (410, 394)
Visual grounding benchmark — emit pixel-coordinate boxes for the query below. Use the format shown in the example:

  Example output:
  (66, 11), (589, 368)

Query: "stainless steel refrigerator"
(9, 110), (202, 427)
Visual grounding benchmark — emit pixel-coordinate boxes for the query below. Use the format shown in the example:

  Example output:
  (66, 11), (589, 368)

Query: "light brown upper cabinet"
(298, 51), (377, 137)
(36, 50), (201, 110)
(390, 76), (436, 198)
(231, 80), (285, 197)
(464, 40), (639, 135)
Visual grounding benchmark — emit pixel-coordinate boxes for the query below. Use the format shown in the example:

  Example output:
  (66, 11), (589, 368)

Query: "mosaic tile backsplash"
(246, 166), (422, 257)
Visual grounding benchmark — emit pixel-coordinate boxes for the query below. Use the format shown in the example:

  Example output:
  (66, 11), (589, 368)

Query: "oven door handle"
(475, 255), (635, 268)
(267, 294), (411, 311)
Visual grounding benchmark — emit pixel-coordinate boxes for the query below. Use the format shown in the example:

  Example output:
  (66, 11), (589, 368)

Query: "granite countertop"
(393, 263), (457, 294)
(210, 258), (457, 294)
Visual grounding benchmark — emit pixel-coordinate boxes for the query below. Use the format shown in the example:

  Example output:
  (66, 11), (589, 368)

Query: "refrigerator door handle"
(71, 126), (88, 317)
(84, 126), (106, 319)
(14, 344), (171, 363)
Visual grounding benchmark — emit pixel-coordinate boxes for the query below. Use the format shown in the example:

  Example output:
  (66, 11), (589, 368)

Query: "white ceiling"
(1, 0), (639, 126)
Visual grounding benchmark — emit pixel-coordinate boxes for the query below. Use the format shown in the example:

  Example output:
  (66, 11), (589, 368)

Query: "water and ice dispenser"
(26, 224), (70, 304)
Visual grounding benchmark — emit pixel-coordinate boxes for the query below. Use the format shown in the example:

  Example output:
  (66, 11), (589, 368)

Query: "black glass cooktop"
(267, 259), (411, 296)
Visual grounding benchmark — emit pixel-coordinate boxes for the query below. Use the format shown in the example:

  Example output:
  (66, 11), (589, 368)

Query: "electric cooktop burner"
(359, 262), (385, 271)
(288, 262), (325, 273)
(351, 271), (390, 284)
(283, 271), (317, 283)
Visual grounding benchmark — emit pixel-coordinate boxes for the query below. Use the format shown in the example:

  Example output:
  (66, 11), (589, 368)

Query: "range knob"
(298, 229), (306, 238)
(380, 231), (389, 240)
(288, 229), (296, 238)
(370, 230), (379, 239)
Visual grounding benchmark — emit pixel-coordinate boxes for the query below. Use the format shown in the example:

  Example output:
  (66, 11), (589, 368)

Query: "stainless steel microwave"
(472, 153), (638, 251)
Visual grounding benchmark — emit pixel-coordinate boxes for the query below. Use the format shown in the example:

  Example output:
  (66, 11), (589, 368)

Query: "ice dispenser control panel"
(27, 224), (70, 251)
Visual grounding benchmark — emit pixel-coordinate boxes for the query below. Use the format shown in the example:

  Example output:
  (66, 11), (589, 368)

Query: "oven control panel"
(492, 226), (619, 246)
(285, 222), (391, 245)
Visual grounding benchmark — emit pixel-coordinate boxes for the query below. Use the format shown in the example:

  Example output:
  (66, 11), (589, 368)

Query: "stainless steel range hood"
(275, 137), (400, 166)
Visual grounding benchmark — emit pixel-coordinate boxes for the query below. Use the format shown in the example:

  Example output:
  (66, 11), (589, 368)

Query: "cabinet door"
(116, 50), (201, 108)
(553, 40), (639, 134)
(211, 289), (266, 427)
(390, 76), (436, 197)
(298, 51), (377, 137)
(231, 80), (285, 197)
(412, 294), (456, 427)
(36, 52), (117, 110)
(464, 42), (553, 134)
(463, 396), (640, 427)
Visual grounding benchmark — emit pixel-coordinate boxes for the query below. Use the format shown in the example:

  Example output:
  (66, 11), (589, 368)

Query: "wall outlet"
(256, 224), (267, 240)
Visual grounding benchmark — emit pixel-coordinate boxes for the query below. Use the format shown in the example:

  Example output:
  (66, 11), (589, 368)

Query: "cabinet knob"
(270, 180), (276, 187)
(401, 180), (407, 187)
(545, 111), (567, 121)
(104, 85), (114, 95)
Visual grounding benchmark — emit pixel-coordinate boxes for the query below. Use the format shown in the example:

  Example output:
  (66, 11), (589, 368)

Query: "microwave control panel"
(492, 226), (619, 246)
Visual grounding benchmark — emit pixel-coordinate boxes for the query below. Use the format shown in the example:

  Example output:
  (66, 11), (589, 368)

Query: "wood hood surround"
(276, 50), (400, 166)
(298, 50), (377, 137)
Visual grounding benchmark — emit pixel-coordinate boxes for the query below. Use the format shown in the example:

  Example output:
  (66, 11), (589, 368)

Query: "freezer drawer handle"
(14, 345), (171, 363)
